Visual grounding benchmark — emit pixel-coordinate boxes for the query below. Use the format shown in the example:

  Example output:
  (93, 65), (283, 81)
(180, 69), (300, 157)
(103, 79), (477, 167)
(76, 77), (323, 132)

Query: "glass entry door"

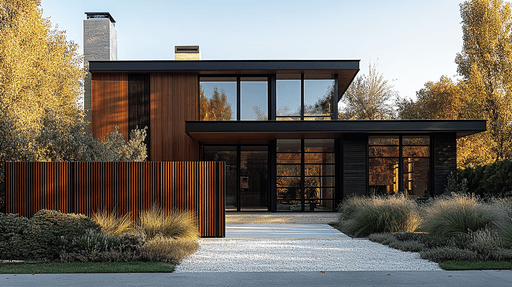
(203, 145), (268, 212)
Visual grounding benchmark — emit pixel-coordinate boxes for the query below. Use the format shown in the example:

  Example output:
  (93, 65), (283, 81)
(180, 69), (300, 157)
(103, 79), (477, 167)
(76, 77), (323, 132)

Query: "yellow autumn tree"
(0, 0), (85, 159)
(456, 0), (512, 164)
(0, 0), (148, 210)
(397, 76), (465, 120)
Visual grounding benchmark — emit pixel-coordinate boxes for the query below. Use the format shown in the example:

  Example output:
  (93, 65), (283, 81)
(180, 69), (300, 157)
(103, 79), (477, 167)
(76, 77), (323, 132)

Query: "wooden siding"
(91, 73), (129, 140)
(343, 135), (368, 196)
(6, 162), (225, 237)
(433, 133), (457, 195)
(150, 73), (199, 161)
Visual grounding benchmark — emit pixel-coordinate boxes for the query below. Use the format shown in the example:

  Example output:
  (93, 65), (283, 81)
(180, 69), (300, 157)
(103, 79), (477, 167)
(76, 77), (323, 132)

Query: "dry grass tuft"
(337, 194), (421, 236)
(139, 204), (199, 240)
(93, 210), (134, 237)
(140, 235), (199, 262)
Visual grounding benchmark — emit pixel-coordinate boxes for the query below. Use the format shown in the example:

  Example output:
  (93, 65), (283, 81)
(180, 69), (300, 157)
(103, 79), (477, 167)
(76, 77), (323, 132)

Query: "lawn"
(440, 261), (512, 270)
(0, 262), (175, 274)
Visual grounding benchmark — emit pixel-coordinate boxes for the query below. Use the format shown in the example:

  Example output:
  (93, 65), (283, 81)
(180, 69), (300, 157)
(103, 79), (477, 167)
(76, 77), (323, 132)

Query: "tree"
(340, 61), (397, 120)
(397, 76), (465, 120)
(200, 87), (233, 120)
(0, 0), (147, 211)
(455, 0), (512, 161)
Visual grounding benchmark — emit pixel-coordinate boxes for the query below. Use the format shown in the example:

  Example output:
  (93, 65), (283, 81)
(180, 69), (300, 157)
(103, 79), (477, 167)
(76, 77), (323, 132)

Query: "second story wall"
(90, 72), (200, 161)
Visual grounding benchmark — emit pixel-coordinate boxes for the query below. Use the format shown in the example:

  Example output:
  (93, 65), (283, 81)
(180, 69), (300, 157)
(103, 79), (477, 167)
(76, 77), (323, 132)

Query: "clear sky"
(41, 0), (464, 100)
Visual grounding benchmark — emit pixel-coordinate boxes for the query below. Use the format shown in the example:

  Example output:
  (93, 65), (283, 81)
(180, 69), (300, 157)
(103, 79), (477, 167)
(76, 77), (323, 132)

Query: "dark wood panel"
(6, 162), (225, 237)
(128, 74), (151, 157)
(343, 135), (368, 197)
(433, 133), (457, 195)
(91, 73), (129, 140)
(150, 73), (199, 161)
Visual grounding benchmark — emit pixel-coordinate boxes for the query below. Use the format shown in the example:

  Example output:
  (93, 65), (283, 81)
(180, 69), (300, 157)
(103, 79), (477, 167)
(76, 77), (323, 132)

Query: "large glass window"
(241, 77), (268, 120)
(276, 139), (335, 211)
(277, 75), (301, 120)
(200, 77), (237, 121)
(304, 78), (334, 120)
(200, 76), (268, 121)
(369, 135), (430, 198)
(277, 74), (335, 121)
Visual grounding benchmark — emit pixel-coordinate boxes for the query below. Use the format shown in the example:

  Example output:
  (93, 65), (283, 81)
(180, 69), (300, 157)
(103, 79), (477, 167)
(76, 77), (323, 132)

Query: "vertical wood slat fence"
(6, 161), (225, 237)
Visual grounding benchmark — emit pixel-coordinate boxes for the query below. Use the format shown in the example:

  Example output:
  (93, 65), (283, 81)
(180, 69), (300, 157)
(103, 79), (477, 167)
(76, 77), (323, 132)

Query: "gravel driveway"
(175, 224), (441, 273)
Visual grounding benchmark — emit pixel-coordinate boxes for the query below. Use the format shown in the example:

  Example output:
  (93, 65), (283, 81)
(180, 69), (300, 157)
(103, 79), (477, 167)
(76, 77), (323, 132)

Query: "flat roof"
(185, 120), (487, 142)
(88, 59), (359, 99)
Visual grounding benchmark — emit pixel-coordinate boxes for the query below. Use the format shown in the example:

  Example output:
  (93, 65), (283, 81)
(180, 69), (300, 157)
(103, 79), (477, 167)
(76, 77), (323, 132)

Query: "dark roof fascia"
(88, 59), (360, 72)
(185, 120), (487, 138)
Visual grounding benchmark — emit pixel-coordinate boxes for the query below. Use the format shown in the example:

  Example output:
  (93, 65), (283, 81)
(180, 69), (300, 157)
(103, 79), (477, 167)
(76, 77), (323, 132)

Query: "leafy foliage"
(199, 87), (232, 120)
(457, 159), (512, 196)
(0, 1), (148, 212)
(340, 61), (397, 120)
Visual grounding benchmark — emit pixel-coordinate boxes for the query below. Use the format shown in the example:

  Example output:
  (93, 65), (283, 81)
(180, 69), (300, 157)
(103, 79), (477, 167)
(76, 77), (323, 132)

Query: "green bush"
(0, 213), (29, 259)
(458, 159), (512, 197)
(59, 230), (142, 262)
(422, 194), (494, 241)
(337, 195), (421, 237)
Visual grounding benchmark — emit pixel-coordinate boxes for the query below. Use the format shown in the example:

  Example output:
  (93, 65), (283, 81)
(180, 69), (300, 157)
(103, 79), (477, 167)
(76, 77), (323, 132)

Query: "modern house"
(84, 13), (487, 212)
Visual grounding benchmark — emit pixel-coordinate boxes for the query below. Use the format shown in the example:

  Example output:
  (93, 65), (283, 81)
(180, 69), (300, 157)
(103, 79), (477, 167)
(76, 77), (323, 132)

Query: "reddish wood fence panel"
(6, 161), (225, 237)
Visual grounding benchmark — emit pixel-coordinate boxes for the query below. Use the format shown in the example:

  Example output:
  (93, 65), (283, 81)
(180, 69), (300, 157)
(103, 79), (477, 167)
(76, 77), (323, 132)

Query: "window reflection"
(304, 79), (334, 118)
(199, 77), (236, 121)
(369, 136), (430, 198)
(241, 77), (268, 120)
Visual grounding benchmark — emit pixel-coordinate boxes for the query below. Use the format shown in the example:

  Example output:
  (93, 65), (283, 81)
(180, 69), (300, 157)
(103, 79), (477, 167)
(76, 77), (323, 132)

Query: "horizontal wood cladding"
(151, 73), (199, 161)
(91, 73), (129, 140)
(343, 135), (368, 196)
(433, 133), (457, 195)
(6, 161), (225, 237)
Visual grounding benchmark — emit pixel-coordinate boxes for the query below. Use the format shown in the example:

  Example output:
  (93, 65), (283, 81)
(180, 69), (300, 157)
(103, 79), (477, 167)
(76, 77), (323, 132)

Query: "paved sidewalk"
(226, 212), (339, 224)
(2, 271), (512, 287)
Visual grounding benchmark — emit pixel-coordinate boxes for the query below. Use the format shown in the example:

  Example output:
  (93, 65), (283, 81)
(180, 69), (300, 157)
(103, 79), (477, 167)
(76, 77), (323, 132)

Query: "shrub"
(422, 194), (494, 241)
(420, 246), (479, 262)
(93, 210), (134, 237)
(337, 195), (421, 237)
(139, 205), (199, 240)
(458, 159), (512, 197)
(22, 209), (101, 260)
(139, 235), (199, 262)
(0, 213), (29, 259)
(59, 230), (142, 262)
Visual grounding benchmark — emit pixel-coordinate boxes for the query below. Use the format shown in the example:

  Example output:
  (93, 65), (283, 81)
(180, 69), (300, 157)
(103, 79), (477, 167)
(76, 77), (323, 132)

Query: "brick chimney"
(175, 46), (201, 60)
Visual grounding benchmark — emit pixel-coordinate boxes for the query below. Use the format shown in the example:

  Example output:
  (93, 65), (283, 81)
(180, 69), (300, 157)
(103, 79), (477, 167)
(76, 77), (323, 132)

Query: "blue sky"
(41, 0), (464, 100)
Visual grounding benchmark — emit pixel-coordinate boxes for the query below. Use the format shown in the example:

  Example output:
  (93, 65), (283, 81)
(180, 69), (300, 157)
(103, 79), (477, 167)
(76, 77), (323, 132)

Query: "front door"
(203, 145), (269, 211)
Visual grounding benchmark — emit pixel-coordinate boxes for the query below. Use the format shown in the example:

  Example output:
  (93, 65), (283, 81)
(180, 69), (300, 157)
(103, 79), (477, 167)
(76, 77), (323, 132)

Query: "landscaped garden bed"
(0, 205), (199, 273)
(334, 192), (512, 270)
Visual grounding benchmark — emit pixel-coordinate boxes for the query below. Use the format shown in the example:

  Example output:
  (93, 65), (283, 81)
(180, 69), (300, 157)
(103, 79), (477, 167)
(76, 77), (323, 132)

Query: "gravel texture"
(175, 238), (441, 272)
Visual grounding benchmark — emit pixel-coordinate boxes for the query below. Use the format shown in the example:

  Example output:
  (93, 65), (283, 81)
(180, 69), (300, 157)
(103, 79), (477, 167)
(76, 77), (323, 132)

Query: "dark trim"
(269, 75), (276, 120)
(186, 120), (487, 138)
(236, 78), (241, 121)
(89, 60), (360, 72)
(332, 75), (339, 120)
(301, 74), (305, 120)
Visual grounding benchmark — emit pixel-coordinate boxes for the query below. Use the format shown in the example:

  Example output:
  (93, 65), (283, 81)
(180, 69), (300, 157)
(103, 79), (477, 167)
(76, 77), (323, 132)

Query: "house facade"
(85, 13), (486, 212)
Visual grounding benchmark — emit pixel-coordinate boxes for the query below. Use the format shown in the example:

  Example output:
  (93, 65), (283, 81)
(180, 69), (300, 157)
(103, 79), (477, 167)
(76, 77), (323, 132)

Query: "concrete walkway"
(224, 223), (348, 239)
